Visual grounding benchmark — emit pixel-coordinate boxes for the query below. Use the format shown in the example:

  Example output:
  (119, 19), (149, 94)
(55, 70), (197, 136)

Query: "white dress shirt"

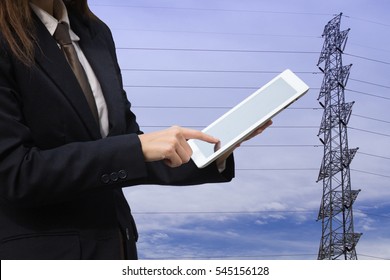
(30, 0), (109, 138)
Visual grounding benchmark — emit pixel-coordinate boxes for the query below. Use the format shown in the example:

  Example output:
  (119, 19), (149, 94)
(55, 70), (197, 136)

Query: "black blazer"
(0, 11), (234, 259)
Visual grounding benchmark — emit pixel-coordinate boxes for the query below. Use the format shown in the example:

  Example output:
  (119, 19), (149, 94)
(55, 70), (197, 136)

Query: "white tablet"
(188, 69), (310, 168)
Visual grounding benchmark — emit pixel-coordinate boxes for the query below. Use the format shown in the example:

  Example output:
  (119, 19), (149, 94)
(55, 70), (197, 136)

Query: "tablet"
(188, 69), (310, 168)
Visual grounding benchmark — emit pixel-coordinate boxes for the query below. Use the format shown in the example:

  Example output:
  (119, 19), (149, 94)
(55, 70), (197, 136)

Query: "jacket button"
(118, 170), (128, 180)
(101, 174), (110, 184)
(110, 172), (119, 182)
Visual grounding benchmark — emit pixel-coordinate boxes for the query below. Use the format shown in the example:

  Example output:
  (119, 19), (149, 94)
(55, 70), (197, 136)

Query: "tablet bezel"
(188, 69), (310, 168)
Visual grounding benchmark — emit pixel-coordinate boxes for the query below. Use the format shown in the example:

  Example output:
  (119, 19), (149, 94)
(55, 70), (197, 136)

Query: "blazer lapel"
(68, 14), (127, 136)
(33, 15), (101, 140)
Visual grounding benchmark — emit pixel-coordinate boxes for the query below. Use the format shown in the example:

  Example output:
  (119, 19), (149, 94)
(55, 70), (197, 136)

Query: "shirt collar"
(30, 0), (80, 42)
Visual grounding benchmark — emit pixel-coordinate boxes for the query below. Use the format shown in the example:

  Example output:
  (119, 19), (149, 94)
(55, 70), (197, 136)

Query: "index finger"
(181, 128), (219, 144)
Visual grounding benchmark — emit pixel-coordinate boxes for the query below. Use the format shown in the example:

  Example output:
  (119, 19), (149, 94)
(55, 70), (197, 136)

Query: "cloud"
(133, 211), (321, 259)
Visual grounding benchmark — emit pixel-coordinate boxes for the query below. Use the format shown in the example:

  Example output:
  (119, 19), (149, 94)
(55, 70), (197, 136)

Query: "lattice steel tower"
(316, 13), (362, 260)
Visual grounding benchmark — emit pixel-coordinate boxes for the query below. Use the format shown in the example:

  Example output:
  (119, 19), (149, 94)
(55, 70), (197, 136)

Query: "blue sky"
(89, 0), (390, 260)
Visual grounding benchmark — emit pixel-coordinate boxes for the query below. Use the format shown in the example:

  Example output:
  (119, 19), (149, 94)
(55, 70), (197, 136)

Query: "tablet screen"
(193, 77), (298, 158)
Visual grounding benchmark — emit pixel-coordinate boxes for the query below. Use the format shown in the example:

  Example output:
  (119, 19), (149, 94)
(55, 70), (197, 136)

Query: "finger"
(181, 139), (194, 158)
(170, 128), (192, 162)
(161, 137), (184, 167)
(262, 119), (273, 129)
(249, 120), (273, 138)
(180, 128), (219, 143)
(255, 120), (273, 133)
(164, 151), (183, 168)
(176, 142), (192, 163)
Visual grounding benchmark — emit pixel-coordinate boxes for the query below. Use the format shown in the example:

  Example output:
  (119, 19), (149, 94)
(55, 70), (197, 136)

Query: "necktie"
(54, 22), (99, 124)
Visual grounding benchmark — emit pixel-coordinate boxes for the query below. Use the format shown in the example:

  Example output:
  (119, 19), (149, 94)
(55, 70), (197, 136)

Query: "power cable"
(346, 89), (390, 100)
(342, 14), (390, 27)
(90, 4), (333, 17)
(133, 209), (390, 217)
(114, 28), (321, 39)
(116, 47), (390, 67)
(349, 78), (390, 89)
(344, 53), (390, 65)
(348, 127), (390, 137)
(90, 4), (390, 29)
(357, 254), (390, 260)
(133, 106), (390, 125)
(352, 114), (390, 124)
(121, 68), (321, 75)
(357, 152), (390, 160)
(133, 210), (317, 215)
(351, 169), (390, 179)
(116, 46), (319, 55)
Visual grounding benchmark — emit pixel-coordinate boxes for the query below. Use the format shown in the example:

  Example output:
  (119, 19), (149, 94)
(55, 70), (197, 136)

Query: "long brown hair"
(0, 0), (96, 66)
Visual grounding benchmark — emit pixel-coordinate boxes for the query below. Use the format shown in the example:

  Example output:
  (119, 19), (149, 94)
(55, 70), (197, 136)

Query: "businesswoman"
(0, 0), (270, 259)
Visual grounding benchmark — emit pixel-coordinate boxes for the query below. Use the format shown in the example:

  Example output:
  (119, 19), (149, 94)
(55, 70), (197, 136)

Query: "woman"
(0, 0), (271, 259)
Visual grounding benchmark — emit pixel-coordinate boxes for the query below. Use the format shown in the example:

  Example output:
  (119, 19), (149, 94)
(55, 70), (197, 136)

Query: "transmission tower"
(316, 13), (362, 260)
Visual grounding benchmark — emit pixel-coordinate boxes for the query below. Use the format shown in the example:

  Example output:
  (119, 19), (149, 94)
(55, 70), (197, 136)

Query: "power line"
(241, 144), (319, 148)
(134, 105), (232, 110)
(344, 53), (390, 65)
(235, 168), (316, 175)
(143, 252), (389, 260)
(126, 85), (388, 101)
(91, 2), (390, 32)
(117, 46), (319, 55)
(133, 105), (321, 111)
(116, 47), (390, 67)
(91, 3), (390, 31)
(144, 254), (317, 260)
(126, 85), (389, 102)
(358, 152), (390, 160)
(114, 28), (321, 39)
(91, 4), (333, 17)
(90, 4), (390, 29)
(133, 209), (390, 222)
(349, 78), (390, 89)
(121, 68), (321, 75)
(126, 85), (259, 90)
(114, 28), (390, 57)
(133, 209), (317, 215)
(236, 168), (318, 171)
(346, 89), (390, 100)
(241, 146), (390, 162)
(122, 66), (384, 98)
(140, 125), (389, 139)
(140, 125), (318, 129)
(113, 29), (390, 56)
(351, 169), (390, 179)
(240, 145), (390, 161)
(133, 106), (390, 124)
(349, 127), (390, 137)
(236, 169), (390, 179)
(342, 14), (390, 28)
(141, 252), (389, 260)
(352, 114), (390, 124)
(356, 210), (390, 219)
(357, 254), (390, 260)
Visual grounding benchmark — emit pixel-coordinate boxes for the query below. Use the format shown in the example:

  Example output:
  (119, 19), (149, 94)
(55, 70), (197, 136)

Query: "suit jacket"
(0, 10), (234, 260)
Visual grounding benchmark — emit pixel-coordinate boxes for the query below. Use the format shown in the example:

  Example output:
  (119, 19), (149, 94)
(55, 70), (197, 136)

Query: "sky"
(88, 0), (390, 260)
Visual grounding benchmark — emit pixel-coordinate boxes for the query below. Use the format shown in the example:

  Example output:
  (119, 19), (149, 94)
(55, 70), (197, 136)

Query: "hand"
(215, 120), (273, 166)
(139, 126), (219, 168)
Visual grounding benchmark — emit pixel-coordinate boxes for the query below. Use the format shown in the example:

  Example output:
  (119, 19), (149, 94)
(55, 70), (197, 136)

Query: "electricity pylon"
(316, 13), (362, 260)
